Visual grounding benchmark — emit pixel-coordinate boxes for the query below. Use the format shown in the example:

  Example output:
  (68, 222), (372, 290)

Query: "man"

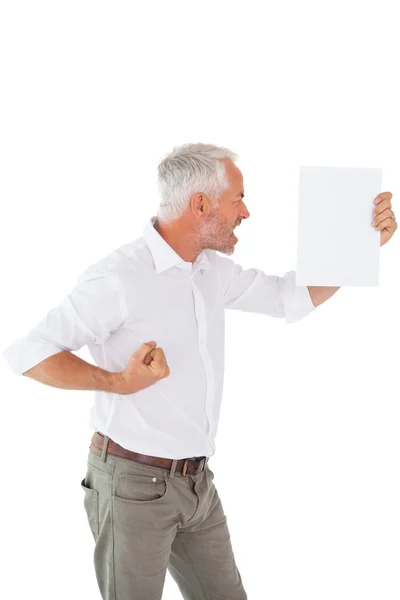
(3, 143), (396, 599)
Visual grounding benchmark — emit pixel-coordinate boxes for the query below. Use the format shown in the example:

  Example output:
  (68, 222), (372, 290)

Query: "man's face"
(199, 159), (250, 255)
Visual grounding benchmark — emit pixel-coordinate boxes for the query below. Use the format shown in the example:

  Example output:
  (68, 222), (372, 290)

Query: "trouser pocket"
(80, 477), (99, 540)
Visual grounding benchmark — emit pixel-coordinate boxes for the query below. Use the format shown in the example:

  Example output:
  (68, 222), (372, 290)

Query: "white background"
(1, 1), (399, 599)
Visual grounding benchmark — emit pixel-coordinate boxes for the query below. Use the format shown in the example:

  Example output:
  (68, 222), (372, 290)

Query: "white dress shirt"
(3, 216), (316, 459)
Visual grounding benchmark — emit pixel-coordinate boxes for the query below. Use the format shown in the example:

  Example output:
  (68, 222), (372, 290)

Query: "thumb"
(133, 341), (157, 363)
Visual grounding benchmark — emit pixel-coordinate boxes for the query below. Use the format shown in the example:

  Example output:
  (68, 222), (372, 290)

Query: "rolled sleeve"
(282, 270), (316, 324)
(216, 255), (315, 324)
(2, 269), (129, 376)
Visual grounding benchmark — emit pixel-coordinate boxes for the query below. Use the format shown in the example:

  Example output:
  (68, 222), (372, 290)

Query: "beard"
(195, 207), (238, 256)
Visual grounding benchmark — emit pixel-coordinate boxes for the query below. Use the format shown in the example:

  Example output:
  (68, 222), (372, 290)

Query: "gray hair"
(156, 143), (239, 222)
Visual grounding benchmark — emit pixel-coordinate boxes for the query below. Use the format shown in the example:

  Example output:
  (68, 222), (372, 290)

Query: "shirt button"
(152, 477), (157, 482)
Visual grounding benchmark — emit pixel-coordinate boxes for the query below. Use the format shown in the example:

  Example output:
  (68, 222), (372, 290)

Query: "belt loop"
(169, 459), (178, 479)
(101, 435), (110, 462)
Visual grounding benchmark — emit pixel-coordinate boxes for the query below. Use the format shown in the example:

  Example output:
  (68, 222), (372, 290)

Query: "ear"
(191, 192), (212, 218)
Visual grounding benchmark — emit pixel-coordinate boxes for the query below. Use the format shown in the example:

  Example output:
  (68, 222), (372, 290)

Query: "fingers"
(143, 345), (159, 366)
(150, 347), (166, 365)
(372, 199), (391, 217)
(372, 208), (393, 228)
(134, 342), (170, 376)
(374, 192), (392, 204)
(134, 341), (157, 363)
(149, 347), (170, 376)
(143, 347), (166, 365)
(143, 351), (153, 366)
(375, 217), (396, 232)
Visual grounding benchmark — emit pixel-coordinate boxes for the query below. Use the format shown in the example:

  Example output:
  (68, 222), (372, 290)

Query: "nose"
(241, 204), (250, 220)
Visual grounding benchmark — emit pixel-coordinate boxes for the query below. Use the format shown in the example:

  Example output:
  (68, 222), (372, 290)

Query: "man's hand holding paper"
(372, 191), (397, 247)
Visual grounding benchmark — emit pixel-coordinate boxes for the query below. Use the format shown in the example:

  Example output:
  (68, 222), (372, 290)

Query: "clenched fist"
(114, 341), (170, 395)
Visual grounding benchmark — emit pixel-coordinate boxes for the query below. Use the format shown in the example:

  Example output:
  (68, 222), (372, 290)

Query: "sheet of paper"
(295, 166), (382, 287)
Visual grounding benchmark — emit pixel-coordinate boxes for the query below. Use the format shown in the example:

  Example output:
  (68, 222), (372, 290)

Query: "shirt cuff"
(283, 271), (316, 324)
(2, 338), (65, 376)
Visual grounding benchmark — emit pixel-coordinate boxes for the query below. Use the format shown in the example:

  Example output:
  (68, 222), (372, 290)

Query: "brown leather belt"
(89, 432), (209, 476)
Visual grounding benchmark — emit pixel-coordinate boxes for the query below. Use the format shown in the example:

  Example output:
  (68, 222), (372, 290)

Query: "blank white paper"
(295, 166), (382, 287)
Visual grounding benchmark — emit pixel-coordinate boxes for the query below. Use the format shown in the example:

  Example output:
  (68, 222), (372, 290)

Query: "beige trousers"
(80, 436), (247, 599)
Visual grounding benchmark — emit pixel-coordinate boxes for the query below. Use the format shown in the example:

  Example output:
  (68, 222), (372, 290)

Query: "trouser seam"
(173, 536), (209, 600)
(110, 459), (117, 600)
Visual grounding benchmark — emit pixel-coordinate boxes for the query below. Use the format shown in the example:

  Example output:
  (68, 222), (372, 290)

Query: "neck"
(153, 217), (202, 264)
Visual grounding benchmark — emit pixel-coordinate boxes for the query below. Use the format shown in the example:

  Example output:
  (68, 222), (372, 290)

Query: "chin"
(219, 246), (235, 256)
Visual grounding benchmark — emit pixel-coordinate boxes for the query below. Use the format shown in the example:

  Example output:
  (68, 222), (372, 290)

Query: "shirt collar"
(142, 216), (213, 274)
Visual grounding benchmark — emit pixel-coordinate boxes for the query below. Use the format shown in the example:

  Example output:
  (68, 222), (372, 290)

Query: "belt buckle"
(182, 456), (208, 476)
